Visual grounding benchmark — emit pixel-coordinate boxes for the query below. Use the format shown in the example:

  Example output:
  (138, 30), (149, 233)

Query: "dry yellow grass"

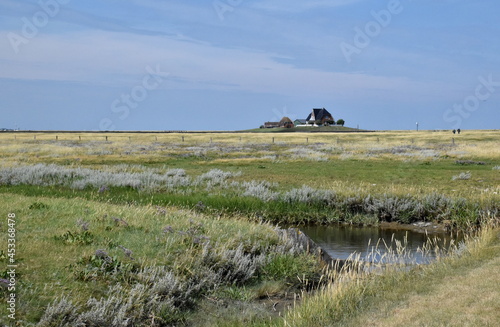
(352, 255), (500, 327)
(1, 130), (499, 159)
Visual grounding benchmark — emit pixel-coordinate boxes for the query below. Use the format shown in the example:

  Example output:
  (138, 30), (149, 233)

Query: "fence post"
(306, 137), (309, 144)
(105, 136), (108, 141)
(452, 138), (455, 145)
(182, 136), (184, 142)
(272, 137), (275, 143)
(79, 136), (81, 141)
(56, 135), (58, 141)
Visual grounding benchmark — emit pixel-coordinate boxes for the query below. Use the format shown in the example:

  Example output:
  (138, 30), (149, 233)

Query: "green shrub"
(29, 201), (49, 210)
(54, 231), (95, 245)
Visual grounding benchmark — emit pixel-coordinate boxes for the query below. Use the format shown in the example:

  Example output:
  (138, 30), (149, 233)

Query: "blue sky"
(0, 0), (499, 131)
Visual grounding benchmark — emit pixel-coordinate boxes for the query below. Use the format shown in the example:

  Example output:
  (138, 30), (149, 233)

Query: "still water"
(301, 225), (460, 264)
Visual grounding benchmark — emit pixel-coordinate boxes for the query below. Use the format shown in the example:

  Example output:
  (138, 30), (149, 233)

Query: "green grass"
(0, 193), (322, 325)
(241, 126), (366, 133)
(0, 130), (498, 325)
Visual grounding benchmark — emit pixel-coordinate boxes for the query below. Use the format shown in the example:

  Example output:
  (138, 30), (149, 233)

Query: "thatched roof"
(280, 116), (293, 124)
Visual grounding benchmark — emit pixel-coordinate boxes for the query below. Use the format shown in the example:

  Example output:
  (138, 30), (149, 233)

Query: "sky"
(0, 0), (499, 131)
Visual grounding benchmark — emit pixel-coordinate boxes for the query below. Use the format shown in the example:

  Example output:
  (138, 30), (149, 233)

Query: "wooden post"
(306, 137), (309, 144)
(239, 136), (242, 142)
(155, 136), (158, 141)
(56, 135), (58, 141)
(210, 137), (213, 143)
(337, 137), (340, 144)
(272, 137), (275, 143)
(105, 136), (108, 141)
(452, 138), (455, 145)
(377, 137), (380, 143)
(182, 136), (184, 142)
(34, 135), (36, 140)
(79, 136), (81, 141)
(129, 136), (131, 141)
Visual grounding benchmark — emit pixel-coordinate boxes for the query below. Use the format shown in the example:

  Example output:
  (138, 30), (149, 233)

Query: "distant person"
(457, 128), (461, 134)
(452, 129), (456, 134)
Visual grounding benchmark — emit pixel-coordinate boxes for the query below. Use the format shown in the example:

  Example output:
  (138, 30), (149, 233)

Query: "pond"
(300, 224), (461, 265)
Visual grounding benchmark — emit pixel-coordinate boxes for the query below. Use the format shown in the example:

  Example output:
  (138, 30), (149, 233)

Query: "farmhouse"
(263, 122), (280, 128)
(261, 108), (336, 128)
(306, 108), (334, 126)
(263, 117), (294, 128)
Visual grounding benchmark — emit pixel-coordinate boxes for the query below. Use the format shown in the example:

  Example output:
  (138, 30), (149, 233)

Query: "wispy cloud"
(250, 0), (362, 12)
(0, 27), (452, 103)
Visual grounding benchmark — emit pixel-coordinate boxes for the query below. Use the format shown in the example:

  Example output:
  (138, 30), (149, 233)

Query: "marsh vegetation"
(0, 130), (498, 326)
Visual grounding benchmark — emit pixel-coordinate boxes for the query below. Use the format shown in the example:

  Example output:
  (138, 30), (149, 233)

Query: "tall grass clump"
(282, 185), (336, 205)
(0, 164), (238, 192)
(452, 171), (471, 181)
(241, 180), (280, 202)
(38, 266), (199, 327)
(195, 168), (241, 189)
(286, 147), (328, 161)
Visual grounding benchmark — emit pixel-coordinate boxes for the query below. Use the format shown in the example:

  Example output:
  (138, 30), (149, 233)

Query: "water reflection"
(301, 225), (459, 264)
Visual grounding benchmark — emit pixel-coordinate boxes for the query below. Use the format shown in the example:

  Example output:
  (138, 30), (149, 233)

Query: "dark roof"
(306, 108), (333, 122)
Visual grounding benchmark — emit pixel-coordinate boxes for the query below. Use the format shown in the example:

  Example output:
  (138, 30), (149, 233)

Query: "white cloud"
(0, 28), (448, 102)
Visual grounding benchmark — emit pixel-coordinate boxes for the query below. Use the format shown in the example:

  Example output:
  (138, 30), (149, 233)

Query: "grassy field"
(0, 130), (499, 326)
